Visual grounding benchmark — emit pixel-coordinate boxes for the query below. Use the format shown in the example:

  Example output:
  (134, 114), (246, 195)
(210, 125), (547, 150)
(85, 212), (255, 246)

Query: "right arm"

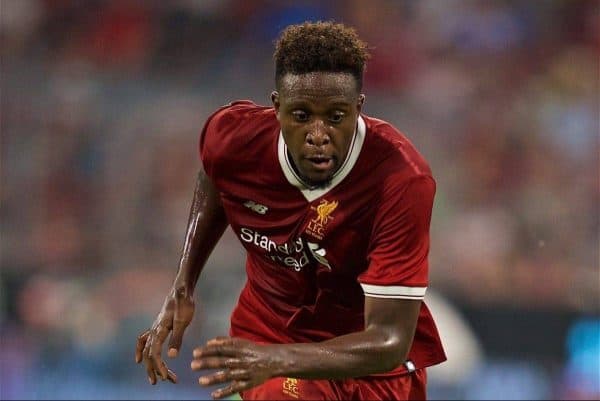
(135, 170), (228, 384)
(174, 170), (228, 298)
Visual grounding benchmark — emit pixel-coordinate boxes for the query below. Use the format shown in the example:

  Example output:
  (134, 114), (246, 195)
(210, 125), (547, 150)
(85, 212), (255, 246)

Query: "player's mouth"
(305, 155), (335, 172)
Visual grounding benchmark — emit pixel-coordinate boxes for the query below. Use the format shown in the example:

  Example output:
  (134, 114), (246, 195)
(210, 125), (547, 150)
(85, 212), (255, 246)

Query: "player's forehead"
(278, 72), (359, 105)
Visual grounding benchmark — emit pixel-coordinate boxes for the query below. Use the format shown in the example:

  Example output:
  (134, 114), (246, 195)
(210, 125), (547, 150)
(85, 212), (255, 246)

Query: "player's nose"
(306, 120), (330, 146)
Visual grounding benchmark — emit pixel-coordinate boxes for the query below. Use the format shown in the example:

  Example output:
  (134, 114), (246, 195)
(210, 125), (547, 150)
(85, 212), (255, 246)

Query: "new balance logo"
(244, 200), (269, 215)
(307, 242), (331, 270)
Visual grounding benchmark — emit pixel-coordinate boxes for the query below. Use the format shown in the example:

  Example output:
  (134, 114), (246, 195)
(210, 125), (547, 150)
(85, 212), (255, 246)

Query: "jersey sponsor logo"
(282, 378), (300, 398)
(239, 227), (331, 271)
(243, 200), (269, 215)
(306, 199), (338, 240)
(306, 242), (331, 270)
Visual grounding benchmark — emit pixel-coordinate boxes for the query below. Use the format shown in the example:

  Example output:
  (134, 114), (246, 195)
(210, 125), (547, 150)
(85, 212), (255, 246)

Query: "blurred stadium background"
(1, 0), (598, 399)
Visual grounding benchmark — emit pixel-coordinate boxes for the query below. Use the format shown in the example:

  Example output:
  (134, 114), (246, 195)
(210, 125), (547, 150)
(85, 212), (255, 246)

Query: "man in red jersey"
(135, 21), (446, 400)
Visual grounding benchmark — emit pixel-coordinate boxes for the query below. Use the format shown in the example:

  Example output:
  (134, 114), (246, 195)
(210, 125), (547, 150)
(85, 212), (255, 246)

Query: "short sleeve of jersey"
(199, 101), (253, 180)
(358, 175), (436, 300)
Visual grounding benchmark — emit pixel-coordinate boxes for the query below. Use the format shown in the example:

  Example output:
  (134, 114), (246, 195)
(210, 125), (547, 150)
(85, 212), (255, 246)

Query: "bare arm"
(192, 296), (421, 398)
(173, 170), (228, 296)
(136, 170), (228, 384)
(274, 297), (420, 378)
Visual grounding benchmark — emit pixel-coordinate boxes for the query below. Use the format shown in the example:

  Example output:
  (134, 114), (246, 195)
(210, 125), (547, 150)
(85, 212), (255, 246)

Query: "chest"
(219, 180), (378, 274)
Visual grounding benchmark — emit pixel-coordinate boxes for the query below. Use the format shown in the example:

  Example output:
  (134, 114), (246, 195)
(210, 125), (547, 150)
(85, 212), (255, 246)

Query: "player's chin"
(302, 169), (335, 188)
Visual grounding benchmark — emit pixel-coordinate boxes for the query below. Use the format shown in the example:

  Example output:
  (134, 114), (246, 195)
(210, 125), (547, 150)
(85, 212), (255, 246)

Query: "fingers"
(193, 337), (241, 358)
(136, 330), (150, 363)
(138, 291), (194, 386)
(148, 325), (171, 381)
(167, 314), (189, 358)
(144, 357), (158, 385)
(167, 288), (195, 358)
(145, 362), (177, 385)
(198, 369), (248, 386)
(167, 324), (183, 358)
(191, 357), (242, 370)
(139, 328), (159, 384)
(191, 338), (268, 399)
(138, 328), (173, 384)
(142, 323), (173, 384)
(144, 356), (175, 385)
(166, 367), (178, 384)
(206, 336), (232, 346)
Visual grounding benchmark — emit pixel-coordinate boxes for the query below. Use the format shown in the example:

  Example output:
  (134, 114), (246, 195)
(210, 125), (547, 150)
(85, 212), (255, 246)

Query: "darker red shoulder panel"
(198, 100), (264, 178)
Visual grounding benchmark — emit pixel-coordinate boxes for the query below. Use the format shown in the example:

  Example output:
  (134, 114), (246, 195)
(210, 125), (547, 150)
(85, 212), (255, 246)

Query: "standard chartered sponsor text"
(239, 227), (318, 271)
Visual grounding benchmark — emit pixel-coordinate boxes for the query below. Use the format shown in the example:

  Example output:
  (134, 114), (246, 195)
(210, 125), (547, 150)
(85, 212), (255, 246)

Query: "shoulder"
(360, 114), (433, 186)
(208, 100), (273, 126)
(199, 100), (277, 169)
(202, 100), (275, 145)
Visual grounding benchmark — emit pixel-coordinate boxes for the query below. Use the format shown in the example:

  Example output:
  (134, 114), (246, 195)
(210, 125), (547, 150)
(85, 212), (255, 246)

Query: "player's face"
(272, 72), (365, 187)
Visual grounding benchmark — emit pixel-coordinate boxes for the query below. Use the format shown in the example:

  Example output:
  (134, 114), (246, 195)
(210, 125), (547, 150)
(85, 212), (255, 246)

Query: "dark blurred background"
(1, 0), (598, 399)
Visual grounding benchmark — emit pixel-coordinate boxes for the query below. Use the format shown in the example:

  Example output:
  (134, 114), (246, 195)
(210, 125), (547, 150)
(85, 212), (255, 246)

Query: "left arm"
(191, 296), (420, 399)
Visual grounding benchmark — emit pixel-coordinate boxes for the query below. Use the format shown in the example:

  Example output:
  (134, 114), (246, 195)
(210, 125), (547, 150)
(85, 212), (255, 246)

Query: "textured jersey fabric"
(199, 101), (446, 376)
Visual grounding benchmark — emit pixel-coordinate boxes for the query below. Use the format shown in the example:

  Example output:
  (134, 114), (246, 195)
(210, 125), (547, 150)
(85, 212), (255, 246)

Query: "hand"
(136, 286), (195, 384)
(191, 337), (283, 399)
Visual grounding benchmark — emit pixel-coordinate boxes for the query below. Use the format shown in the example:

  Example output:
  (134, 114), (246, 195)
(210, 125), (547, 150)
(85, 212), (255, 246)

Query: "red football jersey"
(199, 101), (446, 376)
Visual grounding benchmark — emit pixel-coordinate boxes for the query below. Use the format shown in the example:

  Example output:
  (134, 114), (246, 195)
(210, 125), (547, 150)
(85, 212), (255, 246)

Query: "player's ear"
(271, 91), (280, 120)
(357, 94), (365, 113)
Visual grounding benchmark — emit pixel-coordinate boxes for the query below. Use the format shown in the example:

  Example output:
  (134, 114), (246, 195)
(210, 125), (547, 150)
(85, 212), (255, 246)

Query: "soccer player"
(135, 21), (446, 400)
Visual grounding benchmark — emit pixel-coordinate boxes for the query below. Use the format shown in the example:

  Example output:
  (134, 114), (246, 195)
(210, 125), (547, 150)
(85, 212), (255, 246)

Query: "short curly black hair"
(274, 21), (370, 91)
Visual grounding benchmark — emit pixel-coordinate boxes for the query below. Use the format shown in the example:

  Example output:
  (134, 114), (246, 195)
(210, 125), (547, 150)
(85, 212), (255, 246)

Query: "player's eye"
(329, 112), (345, 123)
(291, 110), (309, 122)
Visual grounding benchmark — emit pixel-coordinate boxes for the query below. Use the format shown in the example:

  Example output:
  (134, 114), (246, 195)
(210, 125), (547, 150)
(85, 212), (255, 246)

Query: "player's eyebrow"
(328, 101), (352, 108)
(285, 99), (352, 109)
